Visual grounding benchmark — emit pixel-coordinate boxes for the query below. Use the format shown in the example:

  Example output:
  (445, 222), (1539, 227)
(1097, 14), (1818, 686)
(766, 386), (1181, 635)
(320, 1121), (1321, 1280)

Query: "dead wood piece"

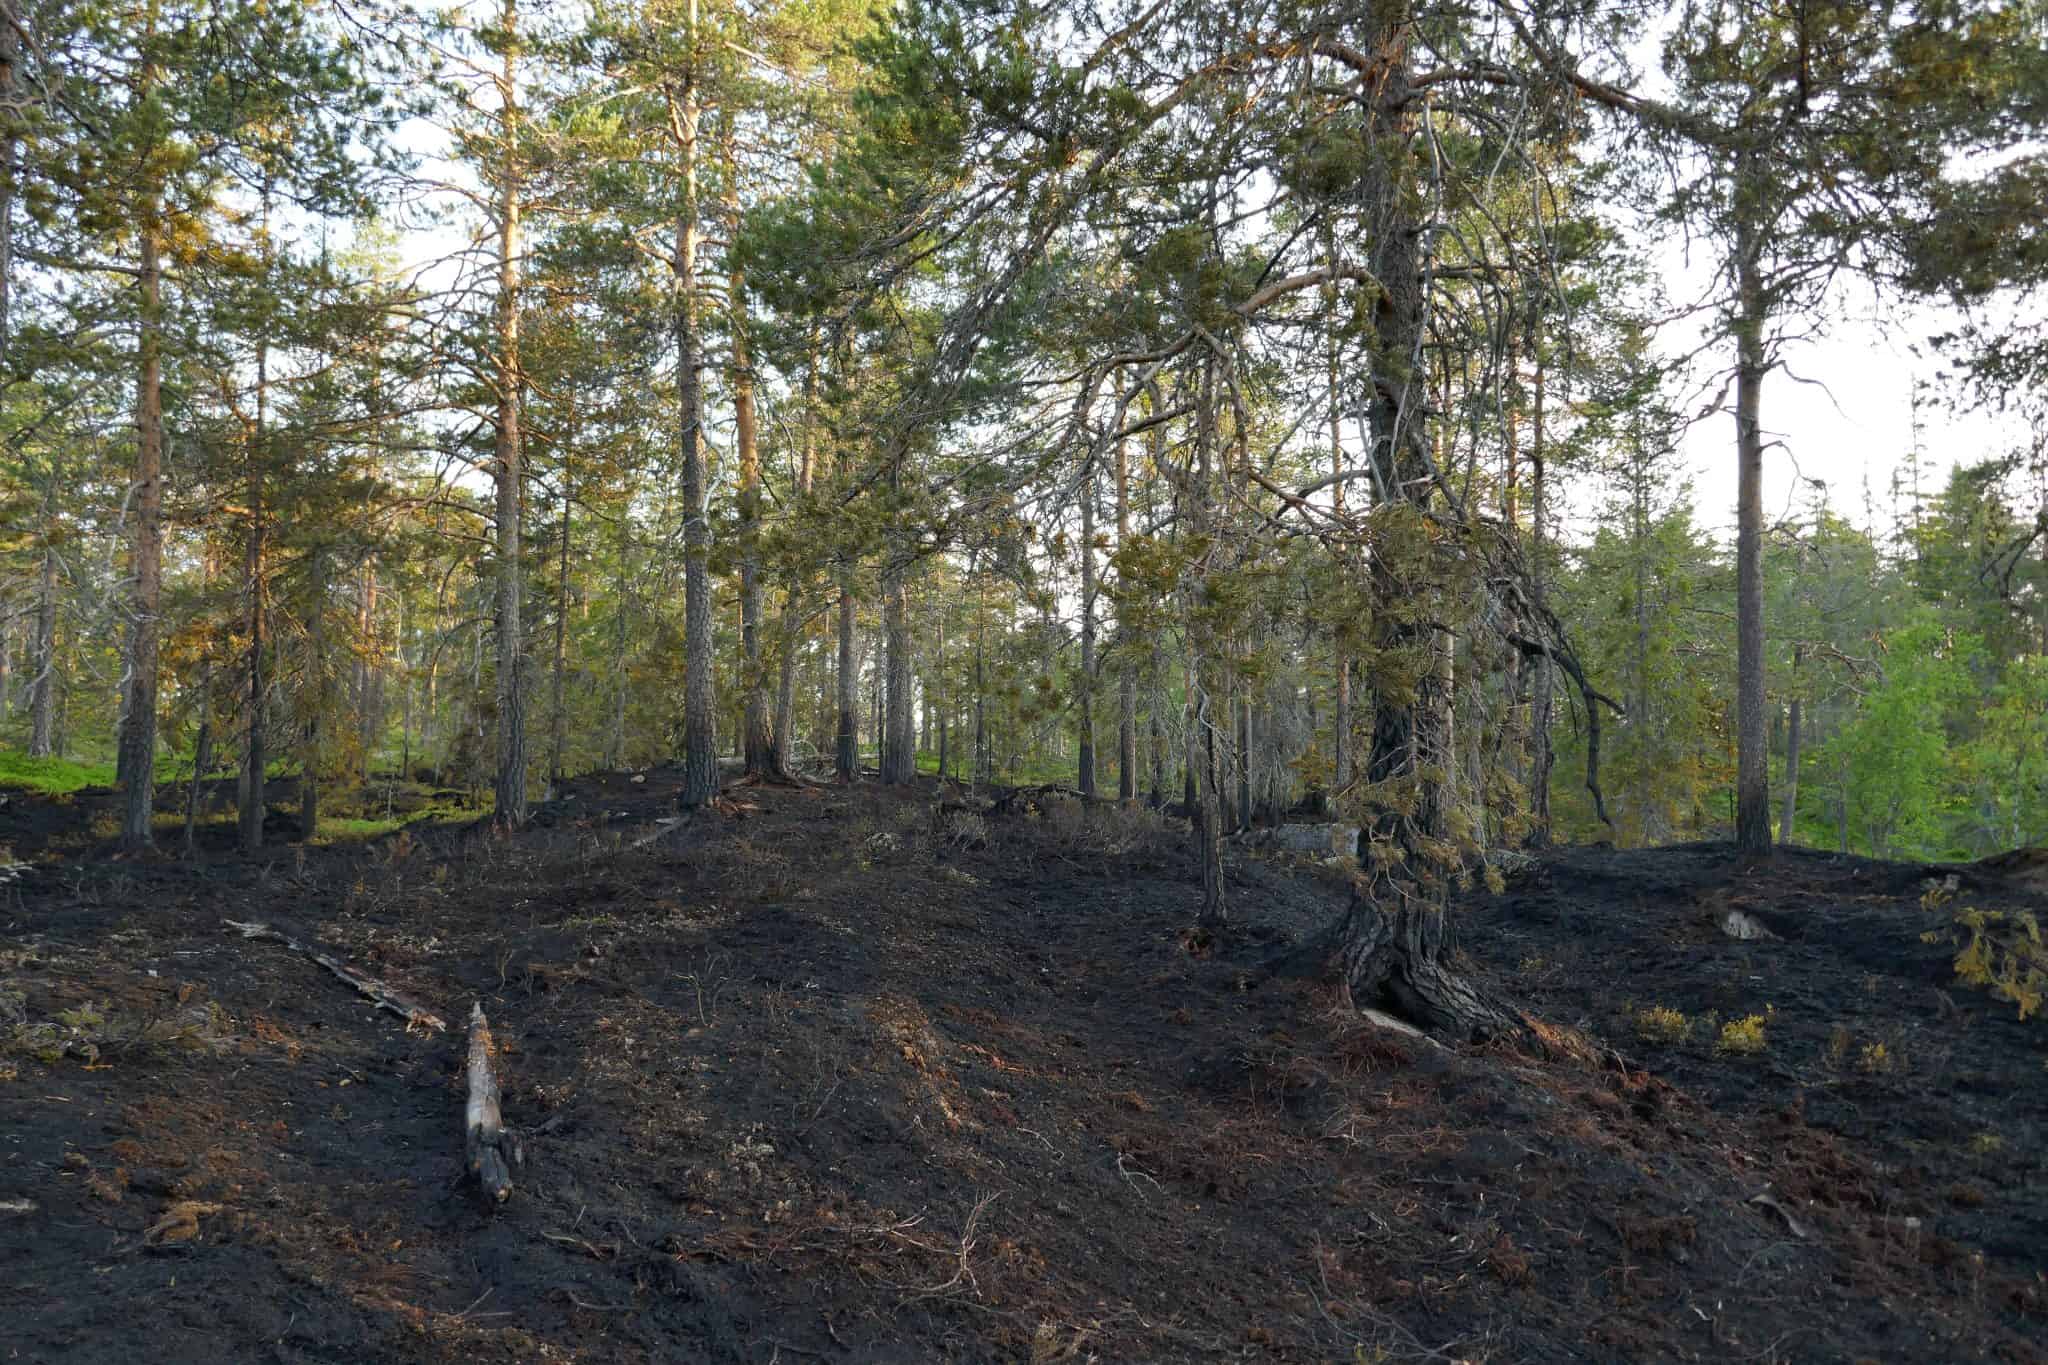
(630, 816), (685, 849)
(1748, 1190), (1814, 1241)
(466, 1001), (514, 1203)
(225, 919), (445, 1032)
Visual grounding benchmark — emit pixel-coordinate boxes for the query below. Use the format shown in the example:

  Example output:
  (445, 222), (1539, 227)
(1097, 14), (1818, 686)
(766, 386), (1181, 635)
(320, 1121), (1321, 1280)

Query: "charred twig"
(225, 919), (445, 1032)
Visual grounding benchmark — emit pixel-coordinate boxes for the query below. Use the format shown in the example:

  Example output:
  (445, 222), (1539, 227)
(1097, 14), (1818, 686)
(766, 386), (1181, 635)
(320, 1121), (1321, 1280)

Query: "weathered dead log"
(465, 1001), (514, 1203)
(225, 919), (445, 1032)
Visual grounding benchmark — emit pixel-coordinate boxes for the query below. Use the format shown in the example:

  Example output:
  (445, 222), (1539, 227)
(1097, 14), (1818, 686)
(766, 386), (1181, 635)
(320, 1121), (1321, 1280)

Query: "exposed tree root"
(1262, 890), (1526, 1046)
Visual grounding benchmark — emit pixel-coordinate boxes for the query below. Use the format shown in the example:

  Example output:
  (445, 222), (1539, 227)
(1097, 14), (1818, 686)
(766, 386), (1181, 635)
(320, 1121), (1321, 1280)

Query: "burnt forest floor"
(1, 770), (2044, 1363)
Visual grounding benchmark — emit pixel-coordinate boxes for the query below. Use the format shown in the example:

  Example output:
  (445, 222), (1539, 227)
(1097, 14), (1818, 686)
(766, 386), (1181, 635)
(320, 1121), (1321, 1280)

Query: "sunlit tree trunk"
(673, 0), (715, 809)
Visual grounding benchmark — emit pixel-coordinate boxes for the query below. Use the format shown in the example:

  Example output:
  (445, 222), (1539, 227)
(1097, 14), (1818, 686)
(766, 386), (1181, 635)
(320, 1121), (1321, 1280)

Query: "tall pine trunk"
(726, 128), (773, 779)
(673, 0), (716, 809)
(300, 544), (327, 841)
(1115, 440), (1137, 801)
(1780, 646), (1802, 847)
(120, 180), (167, 851)
(239, 336), (269, 850)
(1733, 191), (1771, 855)
(1078, 468), (1097, 799)
(28, 510), (58, 757)
(492, 0), (529, 826)
(881, 558), (914, 784)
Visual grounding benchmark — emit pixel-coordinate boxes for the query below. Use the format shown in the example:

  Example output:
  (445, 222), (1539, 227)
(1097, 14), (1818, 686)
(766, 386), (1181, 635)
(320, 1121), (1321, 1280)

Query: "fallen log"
(465, 1002), (514, 1203)
(225, 919), (446, 1032)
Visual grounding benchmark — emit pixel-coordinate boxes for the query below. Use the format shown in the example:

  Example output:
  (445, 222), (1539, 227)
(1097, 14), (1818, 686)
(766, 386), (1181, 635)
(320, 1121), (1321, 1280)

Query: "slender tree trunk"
(1148, 652), (1165, 809)
(239, 192), (274, 851)
(399, 599), (412, 781)
(973, 576), (988, 786)
(358, 564), (379, 781)
(674, 0), (716, 809)
(1237, 690), (1252, 832)
(935, 608), (948, 780)
(0, 6), (16, 369)
(836, 581), (858, 780)
(301, 545), (326, 841)
(1733, 205), (1772, 855)
(120, 178), (167, 852)
(1078, 468), (1097, 799)
(182, 618), (213, 859)
(1326, 231), (1352, 798)
(493, 1), (529, 827)
(881, 557), (914, 784)
(1114, 440), (1137, 801)
(28, 515), (57, 757)
(1779, 645), (1802, 847)
(1528, 349), (1554, 845)
(1192, 359), (1224, 923)
(609, 538), (628, 770)
(771, 343), (819, 774)
(726, 129), (773, 779)
(549, 472), (571, 786)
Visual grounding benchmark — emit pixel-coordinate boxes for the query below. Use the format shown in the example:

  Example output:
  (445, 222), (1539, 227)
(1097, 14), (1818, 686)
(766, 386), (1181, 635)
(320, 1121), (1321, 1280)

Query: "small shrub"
(1825, 1024), (1852, 1068)
(1925, 906), (2046, 1020)
(1715, 1012), (1769, 1055)
(1633, 1005), (1692, 1044)
(1856, 1041), (1894, 1074)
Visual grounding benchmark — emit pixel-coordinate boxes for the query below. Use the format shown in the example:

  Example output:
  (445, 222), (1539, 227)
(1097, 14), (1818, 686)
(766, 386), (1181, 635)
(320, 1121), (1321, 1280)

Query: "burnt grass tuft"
(1, 774), (2044, 1362)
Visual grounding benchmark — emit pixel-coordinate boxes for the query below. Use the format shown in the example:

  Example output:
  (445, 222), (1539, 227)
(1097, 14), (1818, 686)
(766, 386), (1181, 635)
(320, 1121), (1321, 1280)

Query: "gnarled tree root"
(1264, 892), (1529, 1046)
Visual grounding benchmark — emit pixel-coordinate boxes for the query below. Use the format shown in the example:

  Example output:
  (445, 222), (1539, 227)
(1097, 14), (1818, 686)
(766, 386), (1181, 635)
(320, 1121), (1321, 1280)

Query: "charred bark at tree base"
(1267, 893), (1526, 1045)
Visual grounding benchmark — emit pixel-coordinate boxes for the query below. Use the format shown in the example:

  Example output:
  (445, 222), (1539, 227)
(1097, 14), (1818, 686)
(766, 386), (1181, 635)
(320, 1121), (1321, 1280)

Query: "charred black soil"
(1, 775), (2043, 1363)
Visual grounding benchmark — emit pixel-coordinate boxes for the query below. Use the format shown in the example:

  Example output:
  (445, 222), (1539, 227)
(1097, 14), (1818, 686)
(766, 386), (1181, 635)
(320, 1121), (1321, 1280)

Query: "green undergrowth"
(0, 752), (117, 794)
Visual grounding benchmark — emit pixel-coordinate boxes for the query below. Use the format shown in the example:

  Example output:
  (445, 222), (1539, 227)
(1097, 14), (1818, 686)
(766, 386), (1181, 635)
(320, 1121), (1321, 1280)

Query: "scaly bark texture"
(493, 0), (529, 827)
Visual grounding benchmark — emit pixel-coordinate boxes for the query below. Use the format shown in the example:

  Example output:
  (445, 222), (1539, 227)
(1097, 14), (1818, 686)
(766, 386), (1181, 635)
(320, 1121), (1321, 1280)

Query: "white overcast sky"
(1653, 260), (2029, 545)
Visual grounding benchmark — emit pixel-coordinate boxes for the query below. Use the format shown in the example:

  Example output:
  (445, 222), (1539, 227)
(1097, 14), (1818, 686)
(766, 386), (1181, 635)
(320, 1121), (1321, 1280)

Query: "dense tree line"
(2, 0), (2045, 1019)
